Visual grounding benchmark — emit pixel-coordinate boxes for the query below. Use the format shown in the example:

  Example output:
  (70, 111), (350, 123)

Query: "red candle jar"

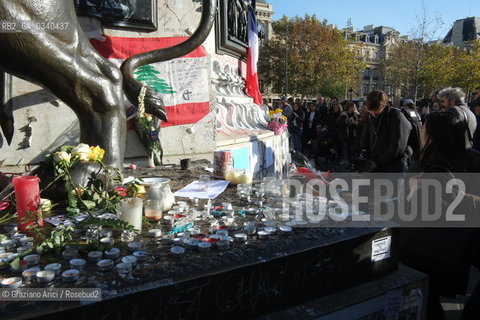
(12, 176), (43, 232)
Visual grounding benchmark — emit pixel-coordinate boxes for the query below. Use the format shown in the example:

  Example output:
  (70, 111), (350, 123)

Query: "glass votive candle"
(100, 230), (112, 238)
(185, 239), (200, 250)
(100, 237), (114, 246)
(117, 198), (143, 233)
(2, 277), (22, 288)
(198, 175), (211, 191)
(85, 225), (101, 242)
(120, 230), (135, 243)
(145, 200), (164, 221)
(148, 229), (162, 238)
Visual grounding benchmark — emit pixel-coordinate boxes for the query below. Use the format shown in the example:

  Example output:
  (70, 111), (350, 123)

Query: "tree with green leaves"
(451, 40), (480, 97)
(258, 15), (364, 99)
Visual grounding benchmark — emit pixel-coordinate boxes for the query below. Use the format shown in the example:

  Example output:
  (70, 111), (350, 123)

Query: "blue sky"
(269, 0), (479, 40)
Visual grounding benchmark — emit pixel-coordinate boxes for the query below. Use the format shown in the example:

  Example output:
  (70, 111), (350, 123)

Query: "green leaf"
(82, 200), (97, 210)
(10, 257), (20, 270)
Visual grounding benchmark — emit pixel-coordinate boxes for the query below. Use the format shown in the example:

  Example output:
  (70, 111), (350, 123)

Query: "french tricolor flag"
(246, 5), (263, 106)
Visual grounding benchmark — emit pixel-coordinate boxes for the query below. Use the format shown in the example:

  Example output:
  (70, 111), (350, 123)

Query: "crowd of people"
(268, 86), (480, 320)
(268, 86), (480, 173)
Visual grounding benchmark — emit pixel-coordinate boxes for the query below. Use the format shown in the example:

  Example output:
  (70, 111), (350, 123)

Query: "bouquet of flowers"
(51, 143), (127, 212)
(267, 108), (288, 135)
(135, 83), (163, 167)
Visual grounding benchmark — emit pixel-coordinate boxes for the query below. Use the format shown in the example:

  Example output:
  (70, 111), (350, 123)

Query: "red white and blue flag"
(246, 6), (263, 106)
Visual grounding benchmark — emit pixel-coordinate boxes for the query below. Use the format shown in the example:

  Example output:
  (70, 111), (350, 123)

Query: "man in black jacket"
(438, 87), (477, 149)
(360, 90), (411, 172)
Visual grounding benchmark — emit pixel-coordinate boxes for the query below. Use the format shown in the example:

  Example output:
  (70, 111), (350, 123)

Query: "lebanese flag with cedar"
(90, 36), (210, 128)
(246, 6), (263, 106)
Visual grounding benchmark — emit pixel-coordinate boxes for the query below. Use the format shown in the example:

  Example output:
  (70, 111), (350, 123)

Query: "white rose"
(53, 151), (71, 163)
(72, 143), (91, 161)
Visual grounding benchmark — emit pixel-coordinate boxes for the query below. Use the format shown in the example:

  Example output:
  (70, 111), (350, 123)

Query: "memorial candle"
(116, 198), (143, 233)
(12, 176), (43, 232)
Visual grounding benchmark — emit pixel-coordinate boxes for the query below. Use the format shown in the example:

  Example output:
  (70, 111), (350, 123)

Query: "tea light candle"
(116, 197), (143, 233)
(244, 226), (256, 235)
(222, 203), (233, 211)
(216, 225), (229, 231)
(264, 227), (277, 234)
(128, 241), (142, 252)
(62, 269), (80, 283)
(23, 254), (40, 266)
(22, 267), (40, 282)
(170, 246), (185, 255)
(223, 236), (234, 243)
(97, 259), (114, 272)
(44, 263), (62, 275)
(173, 237), (185, 246)
(193, 233), (207, 240)
(104, 248), (120, 259)
(257, 231), (270, 240)
(121, 255), (137, 266)
(197, 242), (211, 252)
(87, 251), (103, 263)
(234, 233), (248, 243)
(216, 240), (230, 251)
(216, 230), (229, 239)
(36, 270), (55, 284)
(69, 258), (86, 270)
(133, 251), (148, 262)
(1, 277), (22, 288)
(62, 248), (78, 260)
(185, 239), (200, 250)
(100, 237), (114, 246)
(116, 262), (132, 274)
(279, 226), (293, 234)
(148, 229), (162, 238)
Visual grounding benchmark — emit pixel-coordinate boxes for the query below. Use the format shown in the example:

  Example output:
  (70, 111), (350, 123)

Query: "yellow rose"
(72, 143), (91, 161)
(53, 151), (71, 164)
(89, 145), (105, 162)
(133, 184), (146, 196)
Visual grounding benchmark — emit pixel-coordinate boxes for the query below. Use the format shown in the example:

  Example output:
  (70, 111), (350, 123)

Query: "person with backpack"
(401, 99), (423, 162)
(359, 90), (411, 172)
